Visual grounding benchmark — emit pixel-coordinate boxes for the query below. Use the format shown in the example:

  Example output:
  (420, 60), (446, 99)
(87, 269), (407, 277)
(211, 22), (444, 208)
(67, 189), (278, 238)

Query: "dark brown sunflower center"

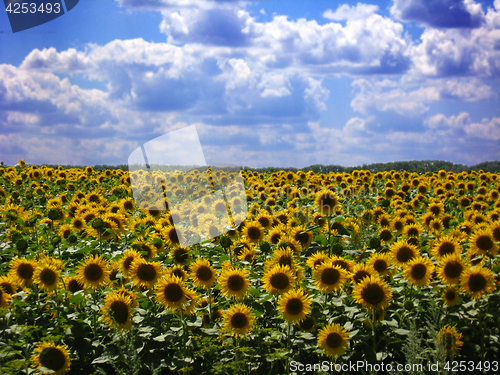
(286, 298), (303, 315)
(438, 242), (456, 256)
(361, 284), (385, 306)
(230, 312), (248, 329)
(299, 317), (314, 330)
(196, 266), (213, 281)
(468, 273), (487, 292)
(40, 348), (66, 371)
(137, 264), (157, 282)
(278, 256), (292, 267)
(326, 332), (342, 348)
(17, 263), (34, 280)
(164, 283), (184, 302)
(353, 271), (370, 284)
(476, 235), (493, 251)
(141, 245), (153, 258)
(319, 194), (337, 208)
(68, 279), (83, 293)
(444, 262), (463, 279)
(168, 230), (180, 244)
(172, 269), (184, 279)
(123, 256), (134, 271)
(270, 273), (289, 290)
(174, 249), (189, 263)
(110, 300), (129, 324)
(332, 260), (349, 271)
(410, 264), (427, 280)
(394, 221), (404, 231)
(74, 219), (84, 229)
(321, 268), (340, 285)
(379, 229), (392, 241)
(258, 217), (270, 228)
(84, 263), (104, 282)
(492, 228), (500, 241)
(214, 202), (227, 213)
(430, 206), (441, 215)
(445, 290), (456, 301)
(40, 269), (57, 285)
(373, 259), (388, 273)
(123, 201), (134, 211)
(407, 227), (419, 236)
(208, 225), (220, 238)
(0, 282), (14, 294)
(396, 247), (414, 263)
(227, 275), (244, 291)
(295, 232), (310, 246)
(247, 227), (262, 240)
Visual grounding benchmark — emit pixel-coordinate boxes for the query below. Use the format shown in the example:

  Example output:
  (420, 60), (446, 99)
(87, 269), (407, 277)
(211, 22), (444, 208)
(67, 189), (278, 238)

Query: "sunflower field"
(1, 162), (500, 375)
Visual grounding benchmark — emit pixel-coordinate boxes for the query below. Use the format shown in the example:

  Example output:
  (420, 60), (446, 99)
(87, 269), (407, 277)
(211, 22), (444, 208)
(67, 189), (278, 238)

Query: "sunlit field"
(1, 162), (499, 374)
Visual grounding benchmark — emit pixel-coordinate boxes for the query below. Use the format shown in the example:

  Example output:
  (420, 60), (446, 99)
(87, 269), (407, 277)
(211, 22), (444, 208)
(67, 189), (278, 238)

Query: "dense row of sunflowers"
(1, 161), (499, 374)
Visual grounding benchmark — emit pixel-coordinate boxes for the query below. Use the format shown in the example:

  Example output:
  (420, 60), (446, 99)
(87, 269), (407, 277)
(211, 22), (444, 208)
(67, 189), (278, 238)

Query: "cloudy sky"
(1, 0), (499, 168)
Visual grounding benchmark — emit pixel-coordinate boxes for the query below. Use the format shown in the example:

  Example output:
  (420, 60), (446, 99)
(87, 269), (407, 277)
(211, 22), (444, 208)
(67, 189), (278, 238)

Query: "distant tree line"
(3, 160), (499, 174)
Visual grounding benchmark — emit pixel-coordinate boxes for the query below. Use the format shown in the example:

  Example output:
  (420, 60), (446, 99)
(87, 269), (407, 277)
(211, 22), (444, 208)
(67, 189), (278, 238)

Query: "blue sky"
(1, 0), (499, 168)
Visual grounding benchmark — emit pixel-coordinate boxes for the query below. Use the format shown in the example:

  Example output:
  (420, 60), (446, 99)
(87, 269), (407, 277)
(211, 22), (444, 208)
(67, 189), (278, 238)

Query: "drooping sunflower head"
(101, 292), (133, 330)
(9, 258), (37, 286)
(262, 264), (295, 294)
(190, 258), (216, 288)
(390, 240), (420, 267)
(222, 303), (255, 337)
(32, 341), (71, 375)
(442, 287), (460, 307)
(170, 247), (190, 265)
(277, 288), (312, 322)
(76, 255), (109, 289)
(403, 256), (435, 287)
(312, 262), (349, 293)
(353, 275), (392, 312)
(219, 267), (250, 300)
(0, 275), (18, 295)
(317, 322), (350, 358)
(437, 325), (463, 356)
(460, 266), (496, 300)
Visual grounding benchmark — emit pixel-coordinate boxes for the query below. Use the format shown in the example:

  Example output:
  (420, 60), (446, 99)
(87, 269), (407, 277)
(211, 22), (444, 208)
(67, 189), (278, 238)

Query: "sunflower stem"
(208, 287), (213, 325)
(285, 321), (292, 375)
(372, 309), (377, 367)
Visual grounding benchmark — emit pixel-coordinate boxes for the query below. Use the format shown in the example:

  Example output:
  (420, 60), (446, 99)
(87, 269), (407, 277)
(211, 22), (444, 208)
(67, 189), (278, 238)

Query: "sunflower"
(290, 226), (313, 249)
(460, 266), (496, 300)
(313, 262), (349, 293)
(222, 303), (255, 337)
(437, 254), (465, 285)
(190, 258), (216, 288)
(489, 221), (500, 242)
(219, 267), (250, 300)
(0, 275), (18, 295)
(329, 255), (355, 273)
(366, 253), (392, 276)
(101, 292), (133, 330)
(171, 247), (190, 265)
(272, 246), (296, 269)
(9, 258), (36, 286)
(129, 258), (162, 290)
(63, 276), (84, 294)
(469, 228), (497, 256)
(267, 224), (286, 245)
(243, 221), (265, 243)
(163, 225), (184, 247)
(403, 223), (422, 238)
(390, 240), (420, 267)
(33, 263), (60, 291)
(155, 275), (190, 311)
(255, 213), (273, 229)
(438, 325), (463, 357)
(317, 322), (350, 358)
(378, 227), (393, 243)
(353, 276), (392, 312)
(442, 287), (460, 307)
(119, 249), (142, 278)
(0, 288), (11, 309)
(351, 263), (374, 285)
(306, 251), (330, 270)
(76, 255), (109, 289)
(31, 341), (71, 375)
(132, 240), (157, 260)
(262, 264), (295, 294)
(315, 190), (340, 215)
(403, 256), (435, 287)
(277, 288), (312, 322)
(430, 235), (461, 260)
